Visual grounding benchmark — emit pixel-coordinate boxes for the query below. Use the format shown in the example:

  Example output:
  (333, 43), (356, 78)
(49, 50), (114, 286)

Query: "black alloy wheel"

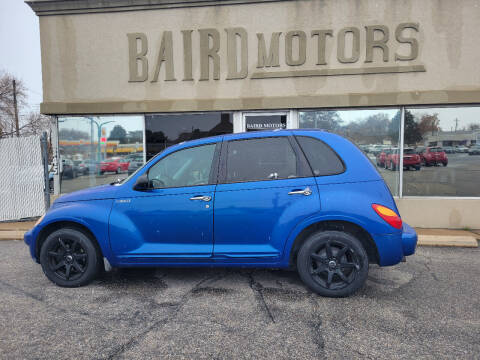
(297, 231), (369, 297)
(40, 228), (101, 287)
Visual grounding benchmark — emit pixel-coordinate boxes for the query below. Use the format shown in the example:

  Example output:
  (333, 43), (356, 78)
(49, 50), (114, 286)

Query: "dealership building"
(27, 0), (480, 228)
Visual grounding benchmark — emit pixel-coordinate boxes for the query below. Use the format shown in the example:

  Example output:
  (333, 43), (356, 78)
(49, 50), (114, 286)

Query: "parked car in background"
(100, 157), (130, 174)
(418, 147), (448, 167)
(385, 148), (421, 171)
(82, 159), (100, 174)
(73, 160), (88, 175)
(61, 159), (77, 179)
(455, 146), (469, 153)
(127, 154), (144, 175)
(376, 148), (391, 168)
(25, 130), (417, 297)
(443, 146), (456, 154)
(401, 148), (421, 170)
(468, 145), (480, 155)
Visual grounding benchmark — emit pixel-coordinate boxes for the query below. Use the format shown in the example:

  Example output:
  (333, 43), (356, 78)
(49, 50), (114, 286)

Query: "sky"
(0, 0), (42, 113)
(0, 0), (478, 132)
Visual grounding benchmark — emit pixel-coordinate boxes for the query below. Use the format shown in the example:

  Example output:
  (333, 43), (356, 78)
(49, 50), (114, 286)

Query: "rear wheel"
(296, 231), (369, 297)
(40, 228), (102, 287)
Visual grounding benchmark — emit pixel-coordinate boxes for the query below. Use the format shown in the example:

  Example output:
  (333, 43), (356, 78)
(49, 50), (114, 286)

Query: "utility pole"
(12, 80), (19, 137)
(454, 118), (459, 132)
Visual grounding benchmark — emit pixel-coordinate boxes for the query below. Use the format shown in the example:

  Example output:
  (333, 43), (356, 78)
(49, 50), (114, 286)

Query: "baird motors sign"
(127, 23), (424, 83)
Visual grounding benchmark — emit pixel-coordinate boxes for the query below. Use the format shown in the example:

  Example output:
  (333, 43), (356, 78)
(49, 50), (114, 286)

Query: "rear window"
(404, 148), (415, 154)
(296, 136), (344, 176)
(430, 147), (443, 152)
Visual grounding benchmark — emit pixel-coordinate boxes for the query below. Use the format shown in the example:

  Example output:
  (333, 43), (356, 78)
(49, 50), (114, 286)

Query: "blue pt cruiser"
(25, 130), (417, 297)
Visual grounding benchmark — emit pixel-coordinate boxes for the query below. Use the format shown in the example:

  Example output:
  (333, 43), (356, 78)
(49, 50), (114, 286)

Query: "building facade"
(27, 0), (480, 228)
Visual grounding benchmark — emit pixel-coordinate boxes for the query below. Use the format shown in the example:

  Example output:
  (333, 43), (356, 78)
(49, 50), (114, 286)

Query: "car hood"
(55, 184), (119, 203)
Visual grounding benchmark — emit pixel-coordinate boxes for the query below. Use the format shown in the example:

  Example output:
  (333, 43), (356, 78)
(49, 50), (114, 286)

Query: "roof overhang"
(26, 0), (291, 16)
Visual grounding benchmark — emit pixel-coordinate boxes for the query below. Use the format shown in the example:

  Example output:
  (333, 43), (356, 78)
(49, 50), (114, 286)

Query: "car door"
(109, 141), (220, 260)
(213, 134), (320, 261)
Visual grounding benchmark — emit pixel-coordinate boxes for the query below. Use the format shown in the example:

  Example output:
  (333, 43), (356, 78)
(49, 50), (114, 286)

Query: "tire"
(442, 162), (448, 167)
(40, 228), (102, 287)
(415, 165), (421, 171)
(296, 231), (369, 297)
(116, 167), (120, 174)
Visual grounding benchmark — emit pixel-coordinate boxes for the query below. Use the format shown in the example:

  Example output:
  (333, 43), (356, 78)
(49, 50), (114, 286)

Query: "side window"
(296, 136), (344, 176)
(226, 137), (298, 183)
(148, 143), (216, 188)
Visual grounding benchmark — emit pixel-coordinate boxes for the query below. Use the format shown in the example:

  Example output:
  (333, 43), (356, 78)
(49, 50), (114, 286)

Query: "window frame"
(142, 141), (222, 190)
(217, 135), (312, 185)
(293, 135), (346, 177)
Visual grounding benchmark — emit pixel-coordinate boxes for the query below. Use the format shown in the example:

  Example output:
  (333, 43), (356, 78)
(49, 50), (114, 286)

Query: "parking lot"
(372, 153), (480, 196)
(0, 241), (479, 359)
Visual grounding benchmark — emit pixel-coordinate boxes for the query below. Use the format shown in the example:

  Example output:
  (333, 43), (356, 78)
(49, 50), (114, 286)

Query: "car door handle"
(190, 195), (212, 202)
(288, 187), (312, 196)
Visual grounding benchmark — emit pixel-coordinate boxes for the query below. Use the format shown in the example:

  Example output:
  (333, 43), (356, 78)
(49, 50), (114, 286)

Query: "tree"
(300, 111), (342, 131)
(108, 125), (127, 143)
(468, 123), (480, 131)
(0, 71), (27, 137)
(404, 110), (423, 145)
(418, 113), (440, 136)
(0, 70), (52, 138)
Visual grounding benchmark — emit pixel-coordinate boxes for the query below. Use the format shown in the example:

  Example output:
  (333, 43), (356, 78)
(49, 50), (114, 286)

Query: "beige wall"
(38, 0), (480, 114)
(396, 198), (480, 229)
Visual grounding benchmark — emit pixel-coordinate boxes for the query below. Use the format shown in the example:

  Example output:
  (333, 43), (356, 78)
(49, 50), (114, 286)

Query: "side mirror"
(133, 173), (151, 191)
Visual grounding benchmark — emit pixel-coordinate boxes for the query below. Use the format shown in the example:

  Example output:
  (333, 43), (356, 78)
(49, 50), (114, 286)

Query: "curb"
(417, 235), (478, 248)
(0, 231), (25, 241)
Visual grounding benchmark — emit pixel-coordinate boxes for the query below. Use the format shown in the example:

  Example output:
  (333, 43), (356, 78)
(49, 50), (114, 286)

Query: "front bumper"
(24, 228), (38, 262)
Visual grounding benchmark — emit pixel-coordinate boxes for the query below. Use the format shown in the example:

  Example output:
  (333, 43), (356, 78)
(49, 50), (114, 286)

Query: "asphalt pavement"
(0, 241), (479, 359)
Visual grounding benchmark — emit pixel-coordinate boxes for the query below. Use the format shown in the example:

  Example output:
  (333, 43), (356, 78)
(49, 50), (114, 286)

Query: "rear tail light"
(372, 204), (403, 229)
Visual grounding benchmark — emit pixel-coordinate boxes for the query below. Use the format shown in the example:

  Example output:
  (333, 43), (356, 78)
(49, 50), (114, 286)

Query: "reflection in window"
(145, 112), (233, 159)
(403, 107), (480, 196)
(58, 115), (145, 193)
(299, 109), (401, 195)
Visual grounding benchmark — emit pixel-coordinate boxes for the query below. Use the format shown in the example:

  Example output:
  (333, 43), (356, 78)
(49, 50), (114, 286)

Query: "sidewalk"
(0, 221), (478, 247)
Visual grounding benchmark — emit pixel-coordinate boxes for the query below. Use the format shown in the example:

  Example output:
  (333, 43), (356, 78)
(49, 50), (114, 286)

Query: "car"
(61, 158), (77, 179)
(468, 145), (480, 155)
(385, 148), (421, 171)
(100, 157), (130, 174)
(443, 146), (456, 154)
(375, 148), (391, 168)
(24, 130), (417, 297)
(454, 146), (469, 153)
(418, 147), (448, 167)
(73, 160), (88, 175)
(127, 154), (144, 175)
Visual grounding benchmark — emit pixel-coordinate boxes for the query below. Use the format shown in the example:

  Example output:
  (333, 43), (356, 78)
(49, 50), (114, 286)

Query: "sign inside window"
(245, 115), (287, 131)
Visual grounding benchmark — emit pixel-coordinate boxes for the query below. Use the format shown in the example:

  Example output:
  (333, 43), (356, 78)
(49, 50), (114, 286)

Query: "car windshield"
(404, 149), (415, 154)
(430, 147), (443, 152)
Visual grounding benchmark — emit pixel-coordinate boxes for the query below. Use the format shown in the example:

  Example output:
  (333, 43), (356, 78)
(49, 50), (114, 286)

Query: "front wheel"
(40, 228), (102, 287)
(296, 231), (369, 297)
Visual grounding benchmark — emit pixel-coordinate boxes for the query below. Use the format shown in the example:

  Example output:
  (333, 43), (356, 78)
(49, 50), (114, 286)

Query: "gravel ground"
(0, 241), (479, 359)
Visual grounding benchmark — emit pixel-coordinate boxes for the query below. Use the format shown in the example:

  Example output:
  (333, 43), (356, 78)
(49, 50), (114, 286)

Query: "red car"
(385, 148), (421, 171)
(100, 157), (130, 174)
(376, 148), (391, 168)
(418, 147), (448, 167)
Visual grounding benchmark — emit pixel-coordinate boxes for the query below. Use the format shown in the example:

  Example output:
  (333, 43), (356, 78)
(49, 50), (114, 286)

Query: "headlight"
(35, 214), (45, 227)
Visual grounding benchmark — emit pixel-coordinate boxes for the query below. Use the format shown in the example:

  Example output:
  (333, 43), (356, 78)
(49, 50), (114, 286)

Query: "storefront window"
(145, 112), (233, 160)
(58, 115), (145, 193)
(299, 109), (401, 196)
(403, 106), (480, 196)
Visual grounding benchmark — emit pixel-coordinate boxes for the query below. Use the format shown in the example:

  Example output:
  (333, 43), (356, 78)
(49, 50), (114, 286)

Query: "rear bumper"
(401, 223), (417, 256)
(373, 222), (417, 266)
